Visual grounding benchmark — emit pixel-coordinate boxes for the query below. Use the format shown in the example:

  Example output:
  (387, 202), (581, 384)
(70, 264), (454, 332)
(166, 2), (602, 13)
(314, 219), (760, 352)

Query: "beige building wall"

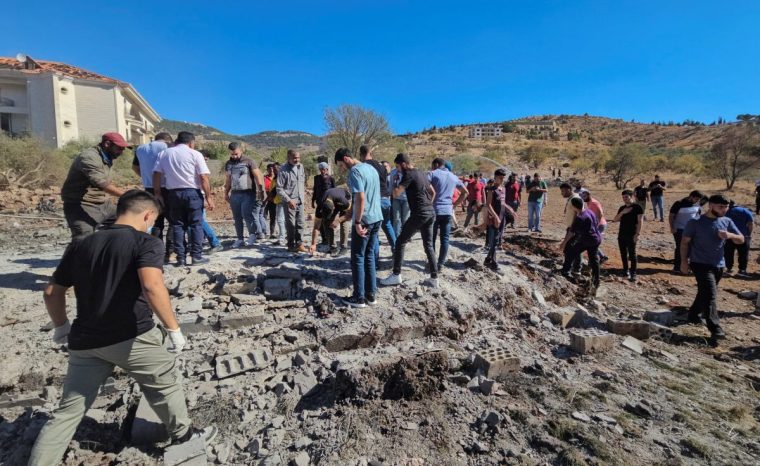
(55, 76), (80, 145)
(75, 82), (118, 142)
(27, 75), (58, 146)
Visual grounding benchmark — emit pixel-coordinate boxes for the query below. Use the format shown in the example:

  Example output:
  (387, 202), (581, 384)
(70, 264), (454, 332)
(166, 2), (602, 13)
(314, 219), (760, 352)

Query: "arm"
(132, 164), (142, 178)
(102, 183), (125, 197)
(354, 192), (367, 237)
(668, 212), (676, 233)
(224, 173), (232, 202)
(634, 214), (643, 241)
(613, 207), (631, 222)
(252, 168), (266, 201)
(276, 170), (292, 204)
(392, 185), (405, 198)
(428, 184), (436, 203)
(747, 222), (754, 237)
(453, 186), (467, 208)
(152, 172), (163, 198)
(138, 267), (179, 331)
(43, 283), (68, 327)
(200, 174), (214, 211)
(679, 236), (692, 273)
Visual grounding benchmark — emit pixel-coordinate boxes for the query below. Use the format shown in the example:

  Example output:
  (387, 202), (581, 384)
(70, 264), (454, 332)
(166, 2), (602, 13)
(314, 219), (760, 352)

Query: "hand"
(330, 220), (340, 229)
(680, 261), (689, 275)
(288, 200), (297, 209)
(355, 222), (368, 237)
(166, 327), (186, 354)
(52, 320), (71, 345)
(308, 244), (317, 255)
(206, 199), (215, 212)
(717, 230), (729, 240)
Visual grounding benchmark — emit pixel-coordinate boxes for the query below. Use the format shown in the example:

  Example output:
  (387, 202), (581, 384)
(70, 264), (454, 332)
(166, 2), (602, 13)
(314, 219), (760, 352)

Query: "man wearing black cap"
(61, 132), (128, 241)
(680, 194), (744, 340)
(308, 187), (351, 255)
(380, 153), (439, 288)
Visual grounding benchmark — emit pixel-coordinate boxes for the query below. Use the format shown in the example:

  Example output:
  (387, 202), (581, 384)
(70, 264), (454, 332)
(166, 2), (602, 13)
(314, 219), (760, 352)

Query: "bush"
(0, 135), (68, 188)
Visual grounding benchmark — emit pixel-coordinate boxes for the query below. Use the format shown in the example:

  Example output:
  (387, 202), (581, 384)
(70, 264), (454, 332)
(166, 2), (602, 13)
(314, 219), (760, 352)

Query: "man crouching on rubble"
(28, 190), (216, 466)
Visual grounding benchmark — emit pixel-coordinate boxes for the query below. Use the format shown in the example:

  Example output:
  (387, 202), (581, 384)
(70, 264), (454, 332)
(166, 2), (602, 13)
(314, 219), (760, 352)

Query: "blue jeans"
(202, 211), (220, 248)
(275, 204), (287, 242)
(432, 214), (453, 268)
(168, 188), (204, 260)
(252, 198), (267, 237)
(380, 198), (397, 250)
(392, 198), (410, 235)
(351, 221), (381, 300)
(230, 191), (255, 240)
(528, 201), (543, 231)
(651, 196), (664, 220)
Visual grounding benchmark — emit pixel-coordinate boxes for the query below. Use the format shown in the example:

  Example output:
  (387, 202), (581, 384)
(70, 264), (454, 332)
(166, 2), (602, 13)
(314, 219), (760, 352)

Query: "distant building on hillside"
(468, 125), (503, 139)
(0, 54), (160, 147)
(513, 120), (558, 132)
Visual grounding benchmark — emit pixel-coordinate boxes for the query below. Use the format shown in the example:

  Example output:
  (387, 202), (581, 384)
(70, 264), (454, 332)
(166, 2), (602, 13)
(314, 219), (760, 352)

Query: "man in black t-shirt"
(360, 145), (397, 252)
(308, 187), (351, 255)
(612, 189), (644, 282)
(28, 191), (216, 465)
(380, 153), (439, 288)
(648, 175), (667, 221)
(633, 179), (649, 219)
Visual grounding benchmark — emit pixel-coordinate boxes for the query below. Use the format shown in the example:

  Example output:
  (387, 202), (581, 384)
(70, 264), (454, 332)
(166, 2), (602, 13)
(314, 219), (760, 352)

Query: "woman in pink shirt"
(580, 189), (609, 264)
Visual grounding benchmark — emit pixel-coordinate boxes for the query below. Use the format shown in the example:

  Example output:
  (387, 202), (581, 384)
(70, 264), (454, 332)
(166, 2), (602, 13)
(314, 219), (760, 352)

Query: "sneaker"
(711, 327), (727, 340)
(191, 257), (210, 265)
(736, 270), (750, 278)
(245, 236), (257, 247)
(724, 268), (733, 276)
(164, 255), (172, 265)
(329, 246), (339, 255)
(686, 314), (706, 325)
(380, 273), (403, 286)
(232, 239), (245, 248)
(173, 426), (218, 446)
(208, 245), (224, 254)
(296, 244), (309, 253)
(659, 219), (664, 222)
(535, 229), (543, 233)
(365, 293), (377, 305)
(174, 259), (186, 267)
(337, 246), (348, 256)
(619, 270), (629, 277)
(258, 233), (267, 240)
(423, 277), (439, 288)
(599, 256), (609, 265)
(269, 234), (277, 239)
(484, 259), (500, 271)
(342, 296), (366, 308)
(628, 272), (637, 282)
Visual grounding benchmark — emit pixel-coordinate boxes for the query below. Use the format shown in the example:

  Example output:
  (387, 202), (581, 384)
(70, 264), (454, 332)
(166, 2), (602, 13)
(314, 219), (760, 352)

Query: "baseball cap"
(101, 132), (130, 148)
(318, 162), (329, 170)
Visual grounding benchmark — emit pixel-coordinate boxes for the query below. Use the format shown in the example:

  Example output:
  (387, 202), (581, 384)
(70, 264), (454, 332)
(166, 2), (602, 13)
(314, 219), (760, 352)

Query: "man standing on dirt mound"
(680, 194), (744, 340)
(27, 190), (216, 466)
(61, 132), (128, 241)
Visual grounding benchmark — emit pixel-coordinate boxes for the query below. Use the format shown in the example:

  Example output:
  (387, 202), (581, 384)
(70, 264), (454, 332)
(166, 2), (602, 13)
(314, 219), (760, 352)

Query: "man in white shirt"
(152, 131), (215, 266)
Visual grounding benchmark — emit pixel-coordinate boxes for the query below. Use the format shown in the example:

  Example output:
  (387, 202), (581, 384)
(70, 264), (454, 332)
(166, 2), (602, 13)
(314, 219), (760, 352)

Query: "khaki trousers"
(28, 327), (191, 466)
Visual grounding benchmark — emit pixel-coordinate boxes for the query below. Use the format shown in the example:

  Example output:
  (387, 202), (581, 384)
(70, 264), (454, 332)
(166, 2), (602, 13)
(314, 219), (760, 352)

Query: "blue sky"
(4, 0), (759, 135)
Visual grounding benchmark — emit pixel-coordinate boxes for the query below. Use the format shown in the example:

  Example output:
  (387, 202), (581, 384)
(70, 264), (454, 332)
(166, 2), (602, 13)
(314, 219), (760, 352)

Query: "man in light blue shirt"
(335, 147), (382, 308)
(132, 132), (173, 255)
(428, 158), (466, 269)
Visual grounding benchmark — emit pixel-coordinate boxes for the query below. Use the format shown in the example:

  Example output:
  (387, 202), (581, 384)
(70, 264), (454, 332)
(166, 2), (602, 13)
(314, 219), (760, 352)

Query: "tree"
(520, 144), (553, 169)
(707, 124), (760, 190)
(324, 104), (391, 156)
(604, 144), (647, 188)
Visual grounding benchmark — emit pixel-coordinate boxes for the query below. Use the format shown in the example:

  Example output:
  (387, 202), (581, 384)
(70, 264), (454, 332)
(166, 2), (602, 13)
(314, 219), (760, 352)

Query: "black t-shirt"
(52, 225), (163, 350)
(617, 203), (644, 237)
(634, 186), (648, 201)
(648, 180), (666, 197)
(363, 159), (390, 198)
(315, 187), (351, 221)
(400, 168), (434, 214)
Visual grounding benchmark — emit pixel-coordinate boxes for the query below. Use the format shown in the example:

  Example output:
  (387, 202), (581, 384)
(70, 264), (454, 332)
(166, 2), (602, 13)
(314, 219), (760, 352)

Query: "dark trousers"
(63, 201), (117, 242)
(463, 200), (481, 227)
(432, 214), (453, 268)
(673, 230), (684, 269)
(724, 239), (750, 272)
(563, 236), (582, 274)
(485, 215), (508, 261)
(285, 201), (305, 248)
(618, 235), (638, 273)
(167, 188), (204, 260)
(563, 240), (600, 286)
(146, 188), (173, 256)
(507, 201), (519, 226)
(393, 210), (437, 278)
(266, 201), (277, 235)
(689, 262), (723, 331)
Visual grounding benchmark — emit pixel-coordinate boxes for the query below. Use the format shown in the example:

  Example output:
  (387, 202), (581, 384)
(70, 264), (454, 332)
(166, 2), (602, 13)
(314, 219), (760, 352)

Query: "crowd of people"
(34, 130), (756, 464)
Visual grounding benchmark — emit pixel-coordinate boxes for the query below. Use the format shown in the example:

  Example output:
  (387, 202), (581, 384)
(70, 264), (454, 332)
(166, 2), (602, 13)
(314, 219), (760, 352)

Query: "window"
(1, 113), (10, 133)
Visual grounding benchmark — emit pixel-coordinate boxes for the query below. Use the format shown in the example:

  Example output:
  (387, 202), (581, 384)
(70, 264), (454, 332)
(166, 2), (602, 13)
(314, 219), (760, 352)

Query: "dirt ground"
(0, 178), (759, 466)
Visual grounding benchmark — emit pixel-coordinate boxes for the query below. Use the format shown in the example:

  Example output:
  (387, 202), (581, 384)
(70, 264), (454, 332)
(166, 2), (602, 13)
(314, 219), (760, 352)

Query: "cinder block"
(130, 394), (168, 444)
(548, 308), (577, 328)
(643, 309), (675, 326)
(473, 348), (521, 378)
(621, 336), (644, 355)
(218, 311), (265, 330)
(569, 329), (615, 354)
(263, 278), (302, 301)
(215, 349), (273, 379)
(606, 319), (652, 339)
(164, 436), (207, 465)
(648, 323), (673, 341)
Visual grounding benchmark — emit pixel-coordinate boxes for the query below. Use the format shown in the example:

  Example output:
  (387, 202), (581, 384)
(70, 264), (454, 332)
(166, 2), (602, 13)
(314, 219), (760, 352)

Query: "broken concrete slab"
(643, 309), (675, 326)
(648, 322), (674, 341)
(547, 307), (578, 328)
(569, 329), (615, 355)
(473, 348), (521, 379)
(130, 394), (168, 444)
(606, 319), (652, 340)
(621, 336), (645, 355)
(164, 436), (207, 466)
(215, 349), (273, 379)
(266, 264), (303, 280)
(230, 293), (266, 306)
(218, 310), (265, 330)
(263, 278), (303, 301)
(0, 394), (46, 409)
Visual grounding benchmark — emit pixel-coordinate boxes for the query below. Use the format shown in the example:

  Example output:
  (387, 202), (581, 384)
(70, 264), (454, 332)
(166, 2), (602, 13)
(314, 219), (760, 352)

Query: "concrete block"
(648, 323), (674, 341)
(621, 336), (644, 355)
(215, 349), (273, 379)
(548, 307), (586, 328)
(0, 394), (45, 409)
(130, 394), (168, 444)
(569, 329), (614, 354)
(606, 319), (652, 340)
(264, 278), (302, 301)
(473, 348), (521, 378)
(230, 293), (266, 306)
(643, 309), (674, 326)
(164, 436), (207, 465)
(266, 264), (303, 280)
(218, 310), (265, 330)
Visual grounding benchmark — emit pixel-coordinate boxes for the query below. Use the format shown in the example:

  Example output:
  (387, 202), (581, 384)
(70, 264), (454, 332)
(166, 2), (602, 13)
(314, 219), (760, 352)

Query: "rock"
(264, 278), (302, 301)
(0, 394), (46, 409)
(738, 290), (758, 300)
(293, 352), (308, 367)
(42, 385), (58, 401)
(643, 309), (675, 326)
(473, 348), (521, 379)
(85, 408), (107, 423)
(164, 435), (206, 466)
(593, 413), (617, 424)
(290, 451), (310, 466)
(479, 378), (496, 396)
(624, 402), (653, 419)
(547, 307), (579, 328)
(532, 290), (546, 306)
(293, 371), (318, 395)
(266, 264), (303, 280)
(528, 314), (541, 326)
(572, 411), (591, 423)
(215, 443), (231, 464)
(262, 453), (283, 466)
(621, 336), (645, 355)
(294, 436), (312, 449)
(471, 440), (490, 453)
(480, 410), (502, 427)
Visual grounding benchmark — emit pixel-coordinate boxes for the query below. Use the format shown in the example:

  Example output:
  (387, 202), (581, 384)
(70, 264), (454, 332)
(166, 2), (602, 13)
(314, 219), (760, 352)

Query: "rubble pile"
(1, 226), (759, 465)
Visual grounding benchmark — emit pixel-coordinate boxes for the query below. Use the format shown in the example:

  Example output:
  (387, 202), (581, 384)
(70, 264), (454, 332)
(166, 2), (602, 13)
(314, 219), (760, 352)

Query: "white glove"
(166, 327), (186, 354)
(52, 320), (71, 345)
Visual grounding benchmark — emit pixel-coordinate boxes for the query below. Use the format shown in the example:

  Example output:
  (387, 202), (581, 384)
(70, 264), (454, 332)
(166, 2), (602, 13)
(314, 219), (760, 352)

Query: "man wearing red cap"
(61, 132), (128, 241)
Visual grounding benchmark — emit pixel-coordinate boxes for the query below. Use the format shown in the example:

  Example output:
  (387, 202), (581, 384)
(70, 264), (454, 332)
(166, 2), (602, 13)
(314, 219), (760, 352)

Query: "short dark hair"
(334, 147), (351, 164)
(560, 182), (572, 190)
(432, 157), (445, 168)
(228, 141), (242, 151)
(533, 173), (539, 177)
(494, 168), (507, 177)
(570, 197), (584, 209)
(688, 190), (704, 199)
(359, 145), (370, 157)
(117, 189), (160, 216)
(394, 153), (411, 164)
(176, 131), (195, 145)
(708, 194), (730, 205)
(154, 132), (172, 142)
(622, 189), (633, 196)
(287, 149), (298, 159)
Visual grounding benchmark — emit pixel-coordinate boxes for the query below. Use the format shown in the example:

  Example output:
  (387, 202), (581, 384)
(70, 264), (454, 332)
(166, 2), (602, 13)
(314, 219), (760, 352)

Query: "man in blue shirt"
(133, 132), (174, 258)
(680, 194), (744, 340)
(335, 148), (382, 308)
(725, 200), (753, 276)
(428, 158), (466, 270)
(668, 190), (704, 273)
